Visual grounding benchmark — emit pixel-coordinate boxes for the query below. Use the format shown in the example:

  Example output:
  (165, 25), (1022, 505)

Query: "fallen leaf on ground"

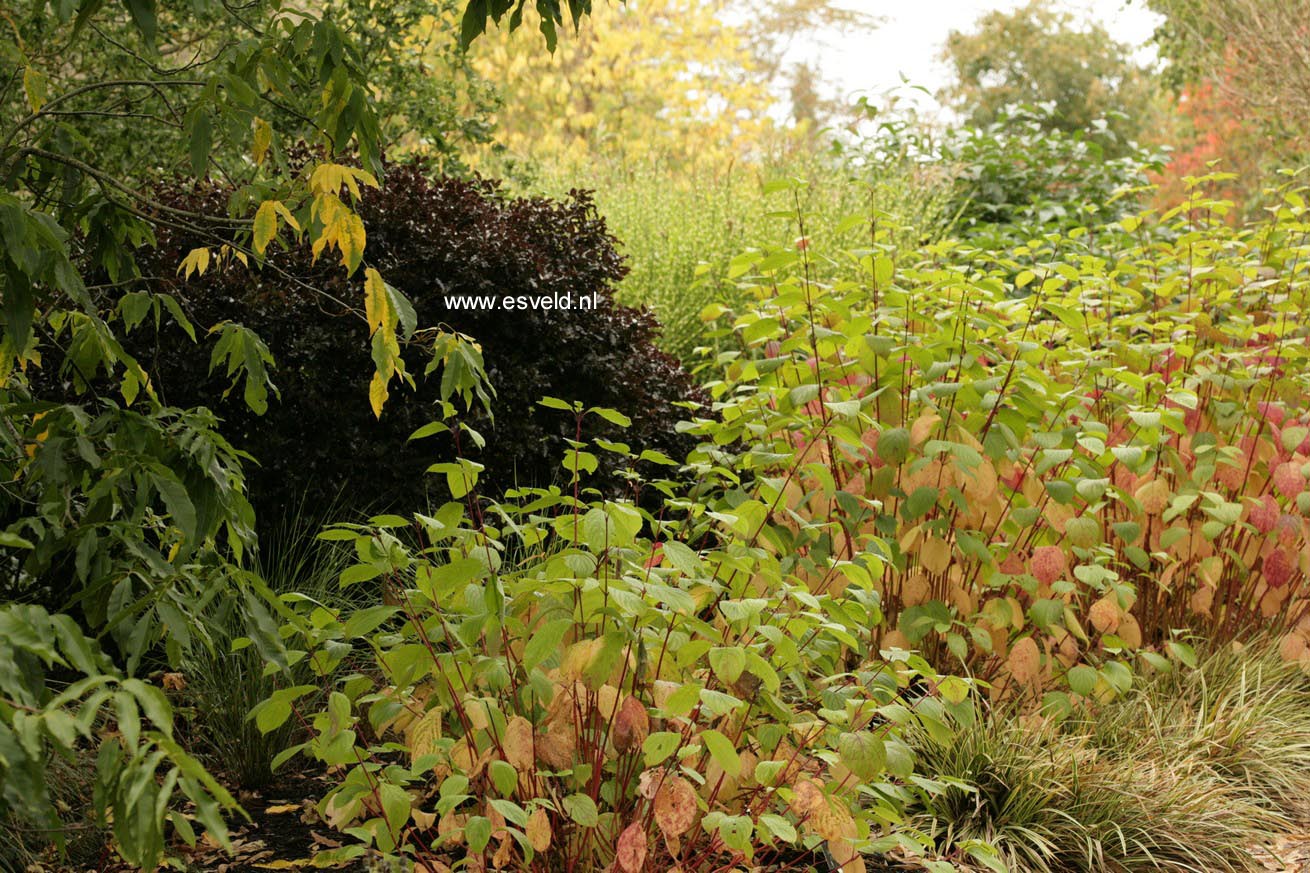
(264, 804), (301, 815)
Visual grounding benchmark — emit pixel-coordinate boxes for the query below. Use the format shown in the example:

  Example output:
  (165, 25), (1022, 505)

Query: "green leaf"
(936, 675), (970, 704)
(643, 731), (682, 766)
(121, 678), (172, 734)
(708, 647), (745, 685)
(590, 406), (632, 427)
(660, 682), (701, 718)
(758, 812), (797, 843)
(1165, 640), (1198, 668)
(1066, 664), (1098, 696)
(660, 540), (704, 577)
(0, 531), (35, 549)
(149, 470), (196, 548)
(523, 617), (573, 670)
(465, 814), (492, 853)
(700, 729), (740, 778)
(562, 793), (598, 827)
(254, 699), (291, 734)
(124, 0), (158, 46)
(838, 730), (885, 781)
(489, 759), (518, 796)
(460, 0), (489, 47)
(339, 564), (382, 588)
(409, 421), (450, 441)
(187, 108), (211, 177)
(22, 66), (47, 112)
(378, 781), (411, 835)
(902, 486), (938, 520)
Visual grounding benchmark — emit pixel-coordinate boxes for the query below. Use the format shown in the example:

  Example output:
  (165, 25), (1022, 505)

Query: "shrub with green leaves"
(938, 106), (1166, 243)
(0, 604), (238, 869)
(248, 349), (993, 872)
(693, 168), (1310, 712)
(246, 167), (1310, 870)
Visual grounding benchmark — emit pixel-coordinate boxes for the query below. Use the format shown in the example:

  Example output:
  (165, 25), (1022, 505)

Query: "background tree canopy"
(462, 0), (877, 170)
(939, 0), (1158, 151)
(1146, 0), (1310, 173)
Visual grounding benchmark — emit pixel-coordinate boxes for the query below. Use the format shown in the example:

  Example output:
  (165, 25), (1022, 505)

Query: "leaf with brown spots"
(616, 821), (648, 872)
(653, 774), (698, 838)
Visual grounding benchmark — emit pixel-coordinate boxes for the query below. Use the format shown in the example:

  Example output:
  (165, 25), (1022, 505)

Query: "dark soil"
(34, 770), (370, 873)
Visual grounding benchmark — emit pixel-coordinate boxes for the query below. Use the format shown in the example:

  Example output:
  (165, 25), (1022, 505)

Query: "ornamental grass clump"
(908, 708), (1277, 873)
(1092, 640), (1310, 818)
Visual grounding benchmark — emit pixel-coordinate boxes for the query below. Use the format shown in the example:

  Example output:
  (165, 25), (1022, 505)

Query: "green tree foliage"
(0, 0), (559, 863)
(332, 0), (501, 166)
(460, 0), (620, 50)
(940, 0), (1157, 150)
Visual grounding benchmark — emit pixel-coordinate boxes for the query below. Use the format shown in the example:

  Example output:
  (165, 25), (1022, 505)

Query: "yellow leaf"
(23, 66), (47, 113)
(502, 715), (535, 771)
(253, 201), (279, 255)
(338, 211), (366, 273)
(526, 807), (551, 852)
(272, 200), (301, 233)
(364, 268), (393, 337)
(263, 803), (300, 814)
(353, 167), (380, 189)
(404, 706), (444, 763)
(369, 371), (389, 419)
(178, 247), (211, 280)
(308, 163), (379, 199)
(252, 117), (273, 165)
(920, 536), (951, 574)
(309, 163), (346, 196)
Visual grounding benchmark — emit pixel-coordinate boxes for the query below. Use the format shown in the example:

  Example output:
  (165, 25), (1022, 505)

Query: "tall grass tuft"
(910, 710), (1278, 872)
(177, 503), (357, 789)
(1093, 641), (1310, 819)
(518, 152), (954, 363)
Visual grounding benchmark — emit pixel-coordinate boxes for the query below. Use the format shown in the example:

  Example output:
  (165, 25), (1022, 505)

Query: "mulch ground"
(1256, 834), (1310, 873)
(180, 772), (368, 873)
(38, 771), (371, 873)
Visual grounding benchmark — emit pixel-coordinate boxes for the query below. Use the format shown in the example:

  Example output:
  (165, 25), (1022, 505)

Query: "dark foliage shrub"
(116, 164), (702, 522)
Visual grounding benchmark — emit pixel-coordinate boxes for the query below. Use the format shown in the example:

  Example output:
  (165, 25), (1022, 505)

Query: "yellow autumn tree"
(464, 0), (780, 170)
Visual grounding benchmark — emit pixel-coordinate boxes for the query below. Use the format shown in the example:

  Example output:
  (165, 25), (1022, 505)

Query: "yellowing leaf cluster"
(467, 0), (778, 170)
(364, 268), (409, 418)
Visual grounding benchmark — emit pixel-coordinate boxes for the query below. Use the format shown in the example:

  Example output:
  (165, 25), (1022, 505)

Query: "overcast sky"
(791, 0), (1163, 116)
